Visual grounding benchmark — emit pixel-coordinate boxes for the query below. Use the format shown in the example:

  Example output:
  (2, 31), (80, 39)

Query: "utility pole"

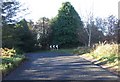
(0, 1), (2, 81)
(0, 0), (2, 48)
(118, 1), (120, 20)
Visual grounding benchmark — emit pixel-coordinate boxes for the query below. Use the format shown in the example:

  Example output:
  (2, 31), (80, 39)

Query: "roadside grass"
(0, 48), (25, 77)
(45, 45), (120, 76)
(30, 48), (76, 54)
(73, 46), (90, 55)
(49, 48), (75, 54)
(75, 42), (120, 76)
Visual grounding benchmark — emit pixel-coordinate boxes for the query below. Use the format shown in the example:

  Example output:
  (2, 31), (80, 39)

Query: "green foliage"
(73, 47), (90, 55)
(1, 56), (24, 77)
(35, 17), (51, 50)
(50, 2), (84, 48)
(15, 19), (38, 52)
(2, 19), (38, 52)
(0, 48), (25, 77)
(50, 48), (75, 54)
(2, 24), (17, 48)
(2, 0), (36, 52)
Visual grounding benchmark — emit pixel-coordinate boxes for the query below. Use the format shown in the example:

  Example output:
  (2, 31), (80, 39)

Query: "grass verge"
(0, 48), (26, 77)
(49, 48), (75, 54)
(74, 43), (120, 76)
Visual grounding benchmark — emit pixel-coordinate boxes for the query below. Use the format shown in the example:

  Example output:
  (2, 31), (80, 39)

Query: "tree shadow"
(91, 58), (108, 66)
(3, 52), (119, 80)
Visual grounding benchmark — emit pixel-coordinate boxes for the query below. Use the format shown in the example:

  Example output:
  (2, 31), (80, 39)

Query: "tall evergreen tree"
(15, 19), (38, 52)
(50, 2), (84, 48)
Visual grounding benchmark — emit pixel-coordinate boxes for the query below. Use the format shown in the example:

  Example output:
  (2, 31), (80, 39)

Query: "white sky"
(20, 0), (120, 22)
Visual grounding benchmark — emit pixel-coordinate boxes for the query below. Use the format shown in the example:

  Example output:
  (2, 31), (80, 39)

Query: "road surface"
(3, 52), (119, 80)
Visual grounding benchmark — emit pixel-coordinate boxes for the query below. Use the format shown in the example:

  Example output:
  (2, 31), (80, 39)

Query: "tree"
(15, 19), (38, 52)
(2, 19), (38, 52)
(106, 15), (118, 36)
(93, 15), (118, 43)
(2, 24), (17, 48)
(2, 0), (28, 24)
(2, 0), (21, 48)
(96, 15), (118, 42)
(1, 0), (36, 52)
(84, 12), (94, 47)
(50, 2), (84, 48)
(90, 22), (104, 44)
(117, 20), (120, 43)
(77, 26), (88, 46)
(84, 14), (105, 47)
(33, 17), (51, 49)
(95, 17), (106, 35)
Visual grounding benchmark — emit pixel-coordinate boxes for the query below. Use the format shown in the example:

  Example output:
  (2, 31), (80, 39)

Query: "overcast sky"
(20, 0), (119, 22)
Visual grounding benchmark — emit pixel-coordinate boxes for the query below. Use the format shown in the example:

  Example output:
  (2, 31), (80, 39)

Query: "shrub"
(1, 48), (16, 58)
(0, 48), (25, 77)
(73, 47), (90, 55)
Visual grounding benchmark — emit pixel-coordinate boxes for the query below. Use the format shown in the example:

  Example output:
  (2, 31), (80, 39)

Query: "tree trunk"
(88, 26), (91, 47)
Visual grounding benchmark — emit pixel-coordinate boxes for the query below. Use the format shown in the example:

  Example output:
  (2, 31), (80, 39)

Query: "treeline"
(2, 0), (120, 52)
(32, 2), (119, 49)
(2, 0), (38, 52)
(2, 19), (38, 52)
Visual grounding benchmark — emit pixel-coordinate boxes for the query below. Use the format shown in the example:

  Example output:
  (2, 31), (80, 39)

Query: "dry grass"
(79, 42), (120, 76)
(1, 48), (16, 58)
(91, 42), (119, 60)
(0, 48), (25, 77)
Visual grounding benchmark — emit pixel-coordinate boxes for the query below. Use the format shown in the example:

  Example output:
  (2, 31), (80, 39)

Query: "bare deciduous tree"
(84, 12), (94, 47)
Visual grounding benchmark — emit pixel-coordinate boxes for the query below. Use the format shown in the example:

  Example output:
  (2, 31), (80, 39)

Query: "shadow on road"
(3, 52), (120, 80)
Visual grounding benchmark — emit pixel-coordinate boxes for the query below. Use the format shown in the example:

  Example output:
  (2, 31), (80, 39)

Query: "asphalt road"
(3, 52), (119, 80)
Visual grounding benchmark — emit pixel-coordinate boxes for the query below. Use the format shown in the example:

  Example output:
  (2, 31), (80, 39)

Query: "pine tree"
(50, 2), (83, 48)
(15, 19), (37, 52)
